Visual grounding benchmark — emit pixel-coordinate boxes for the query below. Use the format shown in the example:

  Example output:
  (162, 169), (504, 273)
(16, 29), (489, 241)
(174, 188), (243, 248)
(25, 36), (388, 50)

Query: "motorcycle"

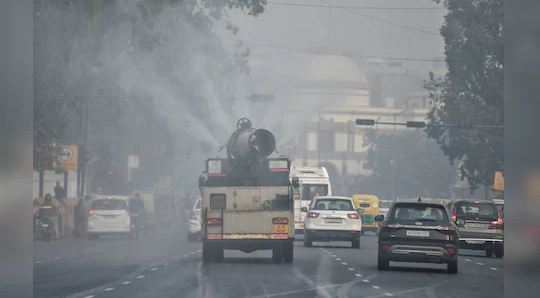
(38, 216), (55, 241)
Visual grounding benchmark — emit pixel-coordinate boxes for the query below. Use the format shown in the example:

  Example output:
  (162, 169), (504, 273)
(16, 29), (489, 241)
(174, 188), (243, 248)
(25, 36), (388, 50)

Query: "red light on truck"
(272, 218), (288, 224)
(207, 218), (223, 225)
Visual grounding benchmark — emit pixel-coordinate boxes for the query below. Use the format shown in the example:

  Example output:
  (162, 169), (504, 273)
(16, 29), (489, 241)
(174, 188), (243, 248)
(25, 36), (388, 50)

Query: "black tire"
(447, 259), (458, 274)
(485, 247), (494, 258)
(202, 243), (212, 263)
(272, 246), (283, 263)
(494, 244), (504, 258)
(352, 238), (360, 249)
(303, 235), (313, 247)
(377, 254), (389, 270)
(283, 241), (294, 263)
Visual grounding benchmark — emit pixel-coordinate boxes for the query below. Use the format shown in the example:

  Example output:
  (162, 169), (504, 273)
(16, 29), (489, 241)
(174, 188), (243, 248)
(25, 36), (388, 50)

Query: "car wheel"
(447, 259), (458, 274)
(303, 235), (313, 247)
(272, 246), (283, 263)
(377, 254), (389, 270)
(485, 247), (494, 258)
(352, 238), (360, 249)
(283, 241), (294, 263)
(494, 244), (504, 258)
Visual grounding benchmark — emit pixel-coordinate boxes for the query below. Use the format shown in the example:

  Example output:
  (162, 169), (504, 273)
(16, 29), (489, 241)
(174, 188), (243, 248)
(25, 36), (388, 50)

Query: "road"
(34, 228), (503, 298)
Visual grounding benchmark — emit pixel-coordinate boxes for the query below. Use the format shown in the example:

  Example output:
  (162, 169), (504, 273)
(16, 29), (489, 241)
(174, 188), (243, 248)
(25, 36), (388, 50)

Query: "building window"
(334, 132), (348, 152)
(318, 131), (334, 152)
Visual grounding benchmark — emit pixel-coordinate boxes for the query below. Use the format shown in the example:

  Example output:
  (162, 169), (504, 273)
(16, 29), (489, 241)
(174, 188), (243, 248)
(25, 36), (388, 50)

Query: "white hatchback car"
(187, 199), (201, 241)
(87, 196), (133, 239)
(303, 196), (362, 248)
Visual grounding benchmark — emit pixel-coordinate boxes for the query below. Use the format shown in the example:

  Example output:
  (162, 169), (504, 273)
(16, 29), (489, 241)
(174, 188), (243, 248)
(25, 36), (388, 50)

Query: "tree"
(425, 0), (503, 193)
(356, 130), (457, 199)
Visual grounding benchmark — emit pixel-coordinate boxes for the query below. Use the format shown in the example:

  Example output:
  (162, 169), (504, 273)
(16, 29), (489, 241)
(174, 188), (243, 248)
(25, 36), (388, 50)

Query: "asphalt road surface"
(34, 228), (503, 298)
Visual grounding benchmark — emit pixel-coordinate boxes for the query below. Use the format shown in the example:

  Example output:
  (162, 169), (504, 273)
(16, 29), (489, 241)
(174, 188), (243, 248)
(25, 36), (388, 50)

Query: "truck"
(289, 166), (332, 234)
(199, 118), (295, 263)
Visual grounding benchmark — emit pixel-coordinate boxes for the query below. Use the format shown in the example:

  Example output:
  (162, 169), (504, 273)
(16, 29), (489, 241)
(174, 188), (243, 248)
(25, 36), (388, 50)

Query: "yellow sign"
(272, 225), (288, 234)
(493, 171), (504, 191)
(56, 144), (78, 171)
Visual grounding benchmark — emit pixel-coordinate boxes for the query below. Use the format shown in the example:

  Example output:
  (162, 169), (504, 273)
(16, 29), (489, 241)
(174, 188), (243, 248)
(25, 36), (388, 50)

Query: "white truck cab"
(290, 166), (332, 233)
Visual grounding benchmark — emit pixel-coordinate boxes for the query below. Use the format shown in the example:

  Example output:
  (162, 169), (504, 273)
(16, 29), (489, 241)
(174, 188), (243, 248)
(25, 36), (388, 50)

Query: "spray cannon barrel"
(226, 118), (276, 160)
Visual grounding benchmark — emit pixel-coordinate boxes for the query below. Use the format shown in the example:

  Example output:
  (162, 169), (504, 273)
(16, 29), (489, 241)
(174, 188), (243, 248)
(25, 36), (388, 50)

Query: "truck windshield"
(301, 184), (328, 201)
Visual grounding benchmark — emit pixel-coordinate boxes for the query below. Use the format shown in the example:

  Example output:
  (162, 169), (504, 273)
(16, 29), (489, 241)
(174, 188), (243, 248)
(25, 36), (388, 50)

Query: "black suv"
(375, 198), (459, 273)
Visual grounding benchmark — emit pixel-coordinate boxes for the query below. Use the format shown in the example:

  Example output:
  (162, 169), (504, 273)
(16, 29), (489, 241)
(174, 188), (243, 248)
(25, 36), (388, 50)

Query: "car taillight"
(347, 213), (359, 219)
(207, 218), (223, 225)
(383, 223), (398, 232)
(273, 218), (288, 224)
(451, 209), (457, 222)
(380, 244), (391, 252)
(438, 225), (456, 235)
(88, 209), (94, 217)
(490, 210), (504, 227)
(446, 247), (457, 255)
(307, 212), (319, 218)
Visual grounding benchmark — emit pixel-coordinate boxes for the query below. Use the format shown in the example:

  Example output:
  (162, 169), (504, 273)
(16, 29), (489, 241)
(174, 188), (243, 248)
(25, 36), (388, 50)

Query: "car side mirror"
(300, 207), (308, 212)
(375, 214), (384, 222)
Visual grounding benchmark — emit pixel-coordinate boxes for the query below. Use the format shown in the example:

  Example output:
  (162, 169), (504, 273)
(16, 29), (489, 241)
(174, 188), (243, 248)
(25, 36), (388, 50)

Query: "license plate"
(273, 225), (288, 233)
(406, 230), (429, 237)
(325, 218), (343, 224)
(466, 223), (488, 229)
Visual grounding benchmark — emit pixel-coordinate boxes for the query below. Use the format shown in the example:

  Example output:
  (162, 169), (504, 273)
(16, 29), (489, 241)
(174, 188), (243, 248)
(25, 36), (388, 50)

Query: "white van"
(290, 166), (332, 233)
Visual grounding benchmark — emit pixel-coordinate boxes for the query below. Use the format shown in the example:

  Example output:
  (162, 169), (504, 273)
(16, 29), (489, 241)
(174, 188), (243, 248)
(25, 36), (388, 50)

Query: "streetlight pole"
(391, 108), (411, 200)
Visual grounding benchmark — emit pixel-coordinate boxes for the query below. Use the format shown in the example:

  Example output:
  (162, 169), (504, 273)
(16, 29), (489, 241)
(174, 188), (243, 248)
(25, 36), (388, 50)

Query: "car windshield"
(312, 199), (354, 211)
(301, 184), (328, 201)
(389, 204), (448, 225)
(454, 202), (498, 220)
(92, 199), (127, 210)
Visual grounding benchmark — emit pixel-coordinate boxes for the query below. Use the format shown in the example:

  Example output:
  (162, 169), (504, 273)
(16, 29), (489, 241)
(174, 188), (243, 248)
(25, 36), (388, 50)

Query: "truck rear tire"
(272, 246), (283, 263)
(494, 244), (504, 258)
(283, 241), (294, 263)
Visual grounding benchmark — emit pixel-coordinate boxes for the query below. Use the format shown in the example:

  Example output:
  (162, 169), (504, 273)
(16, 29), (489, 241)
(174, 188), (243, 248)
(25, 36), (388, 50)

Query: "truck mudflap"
(203, 238), (294, 263)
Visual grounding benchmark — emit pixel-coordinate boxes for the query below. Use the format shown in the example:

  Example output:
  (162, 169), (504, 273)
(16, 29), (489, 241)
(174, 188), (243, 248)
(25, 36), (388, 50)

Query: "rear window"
(301, 184), (328, 201)
(312, 199), (354, 211)
(389, 203), (449, 225)
(454, 202), (498, 220)
(92, 199), (127, 210)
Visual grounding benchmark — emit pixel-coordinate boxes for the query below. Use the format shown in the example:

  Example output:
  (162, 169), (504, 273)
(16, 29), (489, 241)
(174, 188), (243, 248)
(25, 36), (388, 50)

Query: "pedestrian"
(74, 198), (85, 237)
(54, 181), (66, 200)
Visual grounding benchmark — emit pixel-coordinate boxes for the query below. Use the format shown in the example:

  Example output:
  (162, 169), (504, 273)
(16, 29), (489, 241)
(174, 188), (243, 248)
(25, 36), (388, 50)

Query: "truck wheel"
(377, 254), (389, 270)
(352, 238), (360, 249)
(283, 241), (294, 263)
(272, 246), (283, 263)
(202, 243), (212, 263)
(303, 235), (313, 247)
(214, 247), (224, 262)
(494, 244), (504, 258)
(447, 259), (458, 274)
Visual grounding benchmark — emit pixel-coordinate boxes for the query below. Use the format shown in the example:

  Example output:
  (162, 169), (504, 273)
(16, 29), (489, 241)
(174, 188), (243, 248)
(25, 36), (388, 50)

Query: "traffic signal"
(355, 119), (375, 126)
(406, 121), (426, 128)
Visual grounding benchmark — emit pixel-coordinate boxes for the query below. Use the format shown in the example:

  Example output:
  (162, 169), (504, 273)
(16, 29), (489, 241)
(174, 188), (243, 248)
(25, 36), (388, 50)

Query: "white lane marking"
(362, 279), (370, 283)
(104, 287), (115, 292)
(82, 295), (95, 298)
(34, 260), (43, 264)
(348, 268), (355, 271)
(53, 256), (61, 260)
(476, 262), (484, 266)
(292, 267), (333, 298)
(384, 293), (394, 296)
(164, 262), (170, 266)
(331, 254), (337, 257)
(465, 258), (472, 262)
(136, 275), (145, 279)
(355, 273), (363, 277)
(150, 267), (158, 272)
(121, 281), (131, 285)
(336, 258), (342, 261)
(341, 262), (348, 265)
(372, 285), (381, 289)
(490, 267), (498, 271)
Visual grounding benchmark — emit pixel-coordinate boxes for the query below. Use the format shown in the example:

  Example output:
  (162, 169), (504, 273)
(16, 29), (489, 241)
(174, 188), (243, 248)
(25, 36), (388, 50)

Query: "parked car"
(87, 196), (133, 239)
(303, 196), (362, 248)
(376, 198), (459, 273)
(187, 199), (201, 241)
(447, 199), (504, 258)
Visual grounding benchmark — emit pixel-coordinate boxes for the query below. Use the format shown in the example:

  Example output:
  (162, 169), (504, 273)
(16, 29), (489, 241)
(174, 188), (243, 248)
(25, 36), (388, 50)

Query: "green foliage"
(358, 130), (457, 199)
(425, 0), (503, 192)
